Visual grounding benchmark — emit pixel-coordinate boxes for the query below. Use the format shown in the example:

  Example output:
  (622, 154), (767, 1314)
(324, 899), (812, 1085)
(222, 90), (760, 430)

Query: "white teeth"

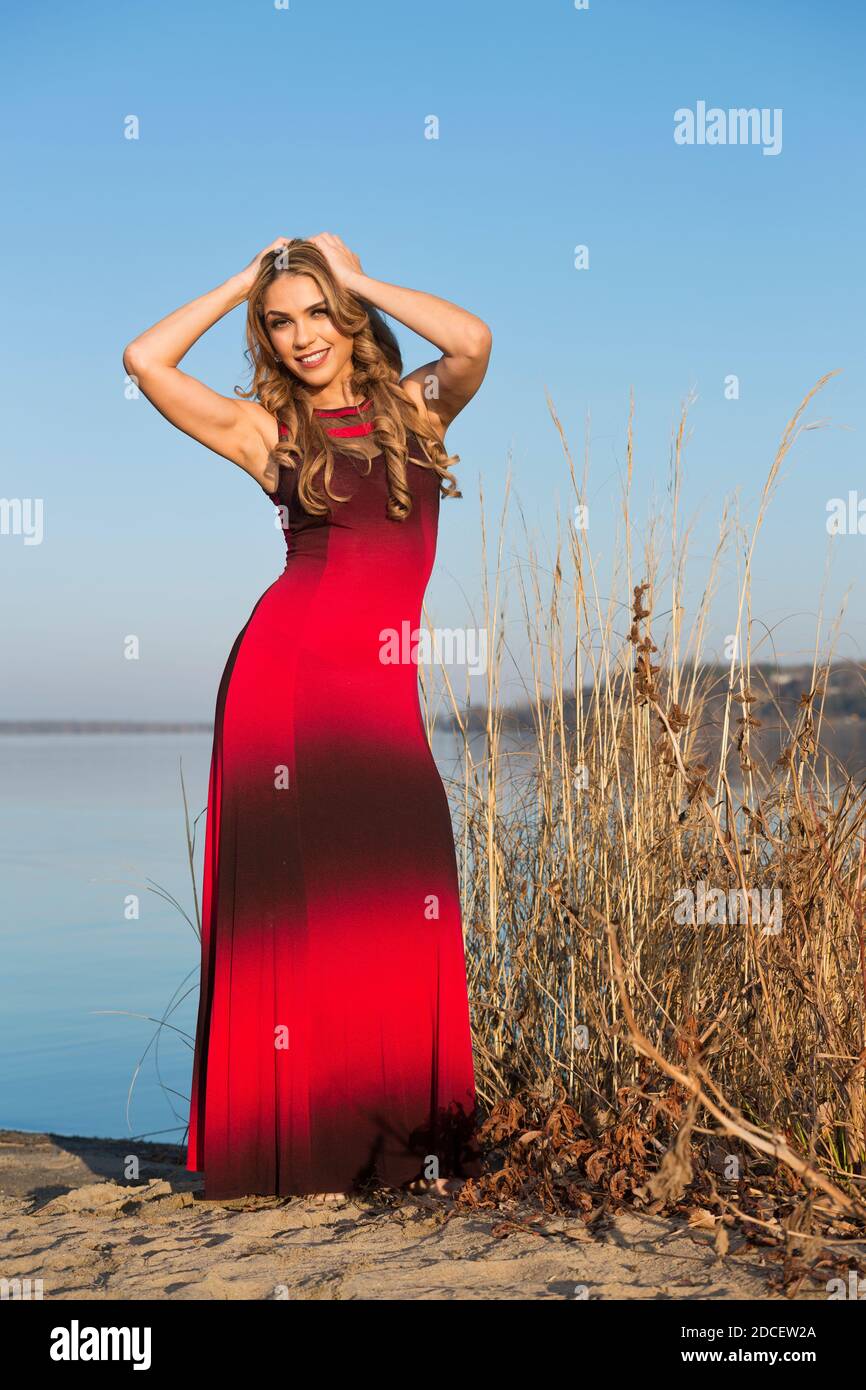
(299, 349), (328, 364)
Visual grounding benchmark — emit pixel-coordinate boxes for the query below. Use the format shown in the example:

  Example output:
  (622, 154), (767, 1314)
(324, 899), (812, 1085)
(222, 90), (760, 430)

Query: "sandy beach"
(0, 1128), (824, 1301)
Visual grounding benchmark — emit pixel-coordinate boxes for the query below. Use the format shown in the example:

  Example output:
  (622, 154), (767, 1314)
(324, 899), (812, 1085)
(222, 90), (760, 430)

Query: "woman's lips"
(294, 347), (331, 370)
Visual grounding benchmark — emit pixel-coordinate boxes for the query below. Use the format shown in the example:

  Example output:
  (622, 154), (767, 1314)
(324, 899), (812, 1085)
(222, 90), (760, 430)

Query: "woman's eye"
(271, 310), (325, 328)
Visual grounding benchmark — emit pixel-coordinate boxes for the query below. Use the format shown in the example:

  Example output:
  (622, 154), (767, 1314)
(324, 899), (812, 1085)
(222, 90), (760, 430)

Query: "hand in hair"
(307, 232), (365, 291)
(238, 237), (293, 295)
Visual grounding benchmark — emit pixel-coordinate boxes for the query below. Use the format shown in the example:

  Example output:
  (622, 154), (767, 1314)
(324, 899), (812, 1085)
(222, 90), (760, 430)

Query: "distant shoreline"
(2, 660), (864, 737)
(0, 721), (214, 735)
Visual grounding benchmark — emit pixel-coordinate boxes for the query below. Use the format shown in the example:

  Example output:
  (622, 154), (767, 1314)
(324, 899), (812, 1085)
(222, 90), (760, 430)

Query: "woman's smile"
(294, 346), (331, 369)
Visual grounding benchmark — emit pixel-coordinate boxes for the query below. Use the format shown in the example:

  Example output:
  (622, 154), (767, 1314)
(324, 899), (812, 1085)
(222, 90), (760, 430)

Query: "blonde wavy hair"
(236, 240), (462, 520)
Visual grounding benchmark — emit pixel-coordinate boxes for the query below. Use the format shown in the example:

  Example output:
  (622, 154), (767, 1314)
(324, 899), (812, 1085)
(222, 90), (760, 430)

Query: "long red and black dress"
(186, 399), (479, 1198)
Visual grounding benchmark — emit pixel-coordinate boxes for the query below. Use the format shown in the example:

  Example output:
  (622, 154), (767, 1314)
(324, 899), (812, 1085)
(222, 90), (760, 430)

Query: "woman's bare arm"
(309, 233), (492, 439)
(122, 242), (287, 482)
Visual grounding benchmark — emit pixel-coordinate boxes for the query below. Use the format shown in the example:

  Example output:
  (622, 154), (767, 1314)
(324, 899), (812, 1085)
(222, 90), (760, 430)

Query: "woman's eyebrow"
(265, 301), (327, 320)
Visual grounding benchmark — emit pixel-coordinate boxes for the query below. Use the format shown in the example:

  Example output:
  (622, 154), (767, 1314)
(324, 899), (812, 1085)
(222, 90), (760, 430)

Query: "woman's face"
(262, 274), (353, 387)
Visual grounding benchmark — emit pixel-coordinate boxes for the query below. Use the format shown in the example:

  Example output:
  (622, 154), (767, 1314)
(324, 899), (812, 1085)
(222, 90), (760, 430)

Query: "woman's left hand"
(308, 232), (364, 289)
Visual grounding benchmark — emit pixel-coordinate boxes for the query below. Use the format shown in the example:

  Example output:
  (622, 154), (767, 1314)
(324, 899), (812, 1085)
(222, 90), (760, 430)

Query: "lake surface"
(0, 731), (470, 1150)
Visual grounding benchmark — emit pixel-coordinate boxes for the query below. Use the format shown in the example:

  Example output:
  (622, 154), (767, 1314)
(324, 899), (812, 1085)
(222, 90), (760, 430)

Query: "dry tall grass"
(422, 373), (866, 1209)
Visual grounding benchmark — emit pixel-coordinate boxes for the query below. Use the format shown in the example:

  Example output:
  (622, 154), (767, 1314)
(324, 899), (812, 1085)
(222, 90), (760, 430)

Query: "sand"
(0, 1128), (817, 1300)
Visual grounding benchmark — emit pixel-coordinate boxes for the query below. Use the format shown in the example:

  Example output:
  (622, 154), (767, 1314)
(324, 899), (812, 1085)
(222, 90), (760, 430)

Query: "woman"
(122, 233), (491, 1201)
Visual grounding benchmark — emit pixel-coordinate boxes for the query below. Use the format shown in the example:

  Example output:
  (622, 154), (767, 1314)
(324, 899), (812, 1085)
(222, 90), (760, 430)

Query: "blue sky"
(2, 0), (864, 717)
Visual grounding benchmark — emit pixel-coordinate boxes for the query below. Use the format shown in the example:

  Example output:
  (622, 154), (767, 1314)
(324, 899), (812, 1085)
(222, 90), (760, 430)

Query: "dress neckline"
(313, 397), (373, 417)
(313, 397), (376, 440)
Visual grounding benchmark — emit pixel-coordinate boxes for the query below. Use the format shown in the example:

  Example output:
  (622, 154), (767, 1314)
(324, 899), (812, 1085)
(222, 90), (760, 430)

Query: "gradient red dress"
(185, 399), (478, 1198)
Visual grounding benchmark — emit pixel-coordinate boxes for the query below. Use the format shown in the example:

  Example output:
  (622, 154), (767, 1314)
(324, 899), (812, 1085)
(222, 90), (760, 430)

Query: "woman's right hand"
(237, 237), (293, 294)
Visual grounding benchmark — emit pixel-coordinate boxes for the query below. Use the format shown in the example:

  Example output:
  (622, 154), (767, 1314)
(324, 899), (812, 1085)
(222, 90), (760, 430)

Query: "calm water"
(0, 731), (470, 1149)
